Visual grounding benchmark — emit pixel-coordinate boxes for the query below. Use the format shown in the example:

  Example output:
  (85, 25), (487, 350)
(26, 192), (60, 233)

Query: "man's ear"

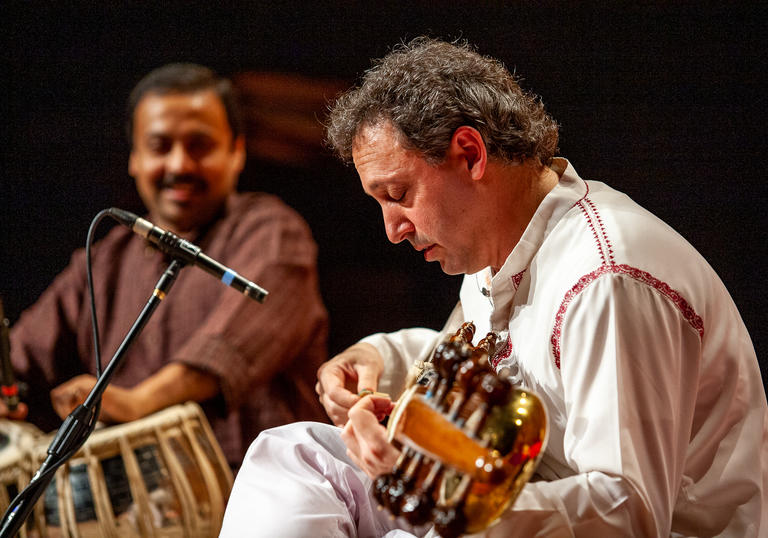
(230, 135), (247, 176)
(128, 148), (138, 178)
(449, 126), (487, 180)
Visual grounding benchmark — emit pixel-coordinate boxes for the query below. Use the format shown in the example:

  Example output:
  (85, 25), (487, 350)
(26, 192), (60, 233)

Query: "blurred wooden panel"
(233, 72), (349, 166)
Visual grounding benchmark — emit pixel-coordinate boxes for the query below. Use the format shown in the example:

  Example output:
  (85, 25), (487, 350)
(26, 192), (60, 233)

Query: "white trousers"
(219, 422), (425, 538)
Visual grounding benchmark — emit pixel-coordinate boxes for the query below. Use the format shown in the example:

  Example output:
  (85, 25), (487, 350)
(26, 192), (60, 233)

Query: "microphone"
(108, 208), (268, 303)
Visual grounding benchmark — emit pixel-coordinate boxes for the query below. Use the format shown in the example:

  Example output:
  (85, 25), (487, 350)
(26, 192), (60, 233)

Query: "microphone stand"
(0, 259), (185, 538)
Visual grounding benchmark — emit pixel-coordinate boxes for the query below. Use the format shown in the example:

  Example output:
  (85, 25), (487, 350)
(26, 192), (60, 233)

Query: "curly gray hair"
(326, 37), (559, 166)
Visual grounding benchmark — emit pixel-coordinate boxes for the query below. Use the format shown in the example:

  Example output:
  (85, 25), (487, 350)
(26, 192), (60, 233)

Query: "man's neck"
(487, 160), (560, 271)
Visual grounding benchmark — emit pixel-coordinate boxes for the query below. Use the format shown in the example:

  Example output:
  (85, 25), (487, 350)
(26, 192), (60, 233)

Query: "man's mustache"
(159, 174), (207, 190)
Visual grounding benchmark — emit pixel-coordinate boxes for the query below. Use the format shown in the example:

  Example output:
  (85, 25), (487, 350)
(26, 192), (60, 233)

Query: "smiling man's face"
(129, 89), (244, 233)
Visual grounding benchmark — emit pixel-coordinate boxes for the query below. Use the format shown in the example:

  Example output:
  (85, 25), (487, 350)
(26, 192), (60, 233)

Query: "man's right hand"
(315, 342), (385, 426)
(0, 399), (28, 420)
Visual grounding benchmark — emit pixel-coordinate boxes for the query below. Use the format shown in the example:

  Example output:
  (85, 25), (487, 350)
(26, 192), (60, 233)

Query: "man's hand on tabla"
(50, 374), (143, 424)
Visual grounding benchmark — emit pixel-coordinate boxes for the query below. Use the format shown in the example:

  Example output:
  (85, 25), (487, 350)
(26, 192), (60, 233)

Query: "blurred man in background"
(1, 63), (329, 469)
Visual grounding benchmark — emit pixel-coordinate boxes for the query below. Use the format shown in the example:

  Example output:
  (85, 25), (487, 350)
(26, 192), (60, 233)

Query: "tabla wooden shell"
(0, 419), (43, 525)
(2, 402), (231, 538)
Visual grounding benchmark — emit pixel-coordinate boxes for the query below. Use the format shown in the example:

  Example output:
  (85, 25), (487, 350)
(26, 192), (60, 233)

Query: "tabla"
(2, 402), (232, 538)
(0, 418), (44, 532)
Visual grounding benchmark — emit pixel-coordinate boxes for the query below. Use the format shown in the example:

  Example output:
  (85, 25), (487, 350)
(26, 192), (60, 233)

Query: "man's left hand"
(340, 394), (399, 478)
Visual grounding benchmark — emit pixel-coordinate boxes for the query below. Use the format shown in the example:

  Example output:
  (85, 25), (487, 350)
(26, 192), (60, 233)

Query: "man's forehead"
(352, 123), (407, 168)
(353, 121), (400, 149)
(134, 90), (228, 132)
(352, 126), (428, 198)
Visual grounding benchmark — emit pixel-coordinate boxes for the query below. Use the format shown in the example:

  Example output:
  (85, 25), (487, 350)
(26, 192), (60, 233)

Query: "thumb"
(355, 367), (380, 396)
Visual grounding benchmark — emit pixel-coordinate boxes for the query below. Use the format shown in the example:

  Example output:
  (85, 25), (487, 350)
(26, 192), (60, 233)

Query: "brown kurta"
(10, 192), (329, 467)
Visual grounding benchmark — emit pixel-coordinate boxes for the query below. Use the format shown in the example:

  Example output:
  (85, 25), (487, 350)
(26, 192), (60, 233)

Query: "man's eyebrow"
(143, 129), (169, 138)
(366, 180), (385, 192)
(364, 179), (401, 197)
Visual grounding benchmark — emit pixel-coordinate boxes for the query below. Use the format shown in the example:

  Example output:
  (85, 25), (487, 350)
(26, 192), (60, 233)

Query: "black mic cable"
(107, 208), (268, 303)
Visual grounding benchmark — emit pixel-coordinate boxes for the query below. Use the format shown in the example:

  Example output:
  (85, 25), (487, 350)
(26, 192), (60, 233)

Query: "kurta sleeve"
(475, 274), (705, 536)
(169, 199), (327, 413)
(10, 250), (91, 430)
(360, 328), (442, 399)
(360, 301), (465, 399)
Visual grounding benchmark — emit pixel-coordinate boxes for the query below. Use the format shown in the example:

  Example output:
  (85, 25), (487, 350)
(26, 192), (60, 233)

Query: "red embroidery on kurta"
(511, 269), (526, 290)
(569, 179), (590, 210)
(491, 335), (512, 369)
(551, 197), (704, 369)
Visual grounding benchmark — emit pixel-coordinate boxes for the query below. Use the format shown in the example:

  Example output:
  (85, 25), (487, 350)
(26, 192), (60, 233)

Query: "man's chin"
(156, 200), (226, 235)
(153, 204), (196, 234)
(435, 259), (464, 276)
(435, 256), (484, 276)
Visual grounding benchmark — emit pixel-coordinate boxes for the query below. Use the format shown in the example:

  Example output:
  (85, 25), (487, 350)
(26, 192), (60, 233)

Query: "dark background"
(1, 3), (765, 386)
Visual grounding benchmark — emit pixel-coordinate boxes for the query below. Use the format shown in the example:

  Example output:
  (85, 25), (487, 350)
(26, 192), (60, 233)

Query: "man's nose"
(166, 143), (195, 174)
(383, 207), (413, 244)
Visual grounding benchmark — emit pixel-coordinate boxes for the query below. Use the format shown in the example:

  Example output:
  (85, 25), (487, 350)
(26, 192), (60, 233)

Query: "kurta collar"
(471, 158), (587, 301)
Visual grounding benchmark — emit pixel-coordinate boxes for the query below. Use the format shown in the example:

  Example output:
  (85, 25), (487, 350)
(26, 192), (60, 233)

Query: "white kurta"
(223, 160), (767, 537)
